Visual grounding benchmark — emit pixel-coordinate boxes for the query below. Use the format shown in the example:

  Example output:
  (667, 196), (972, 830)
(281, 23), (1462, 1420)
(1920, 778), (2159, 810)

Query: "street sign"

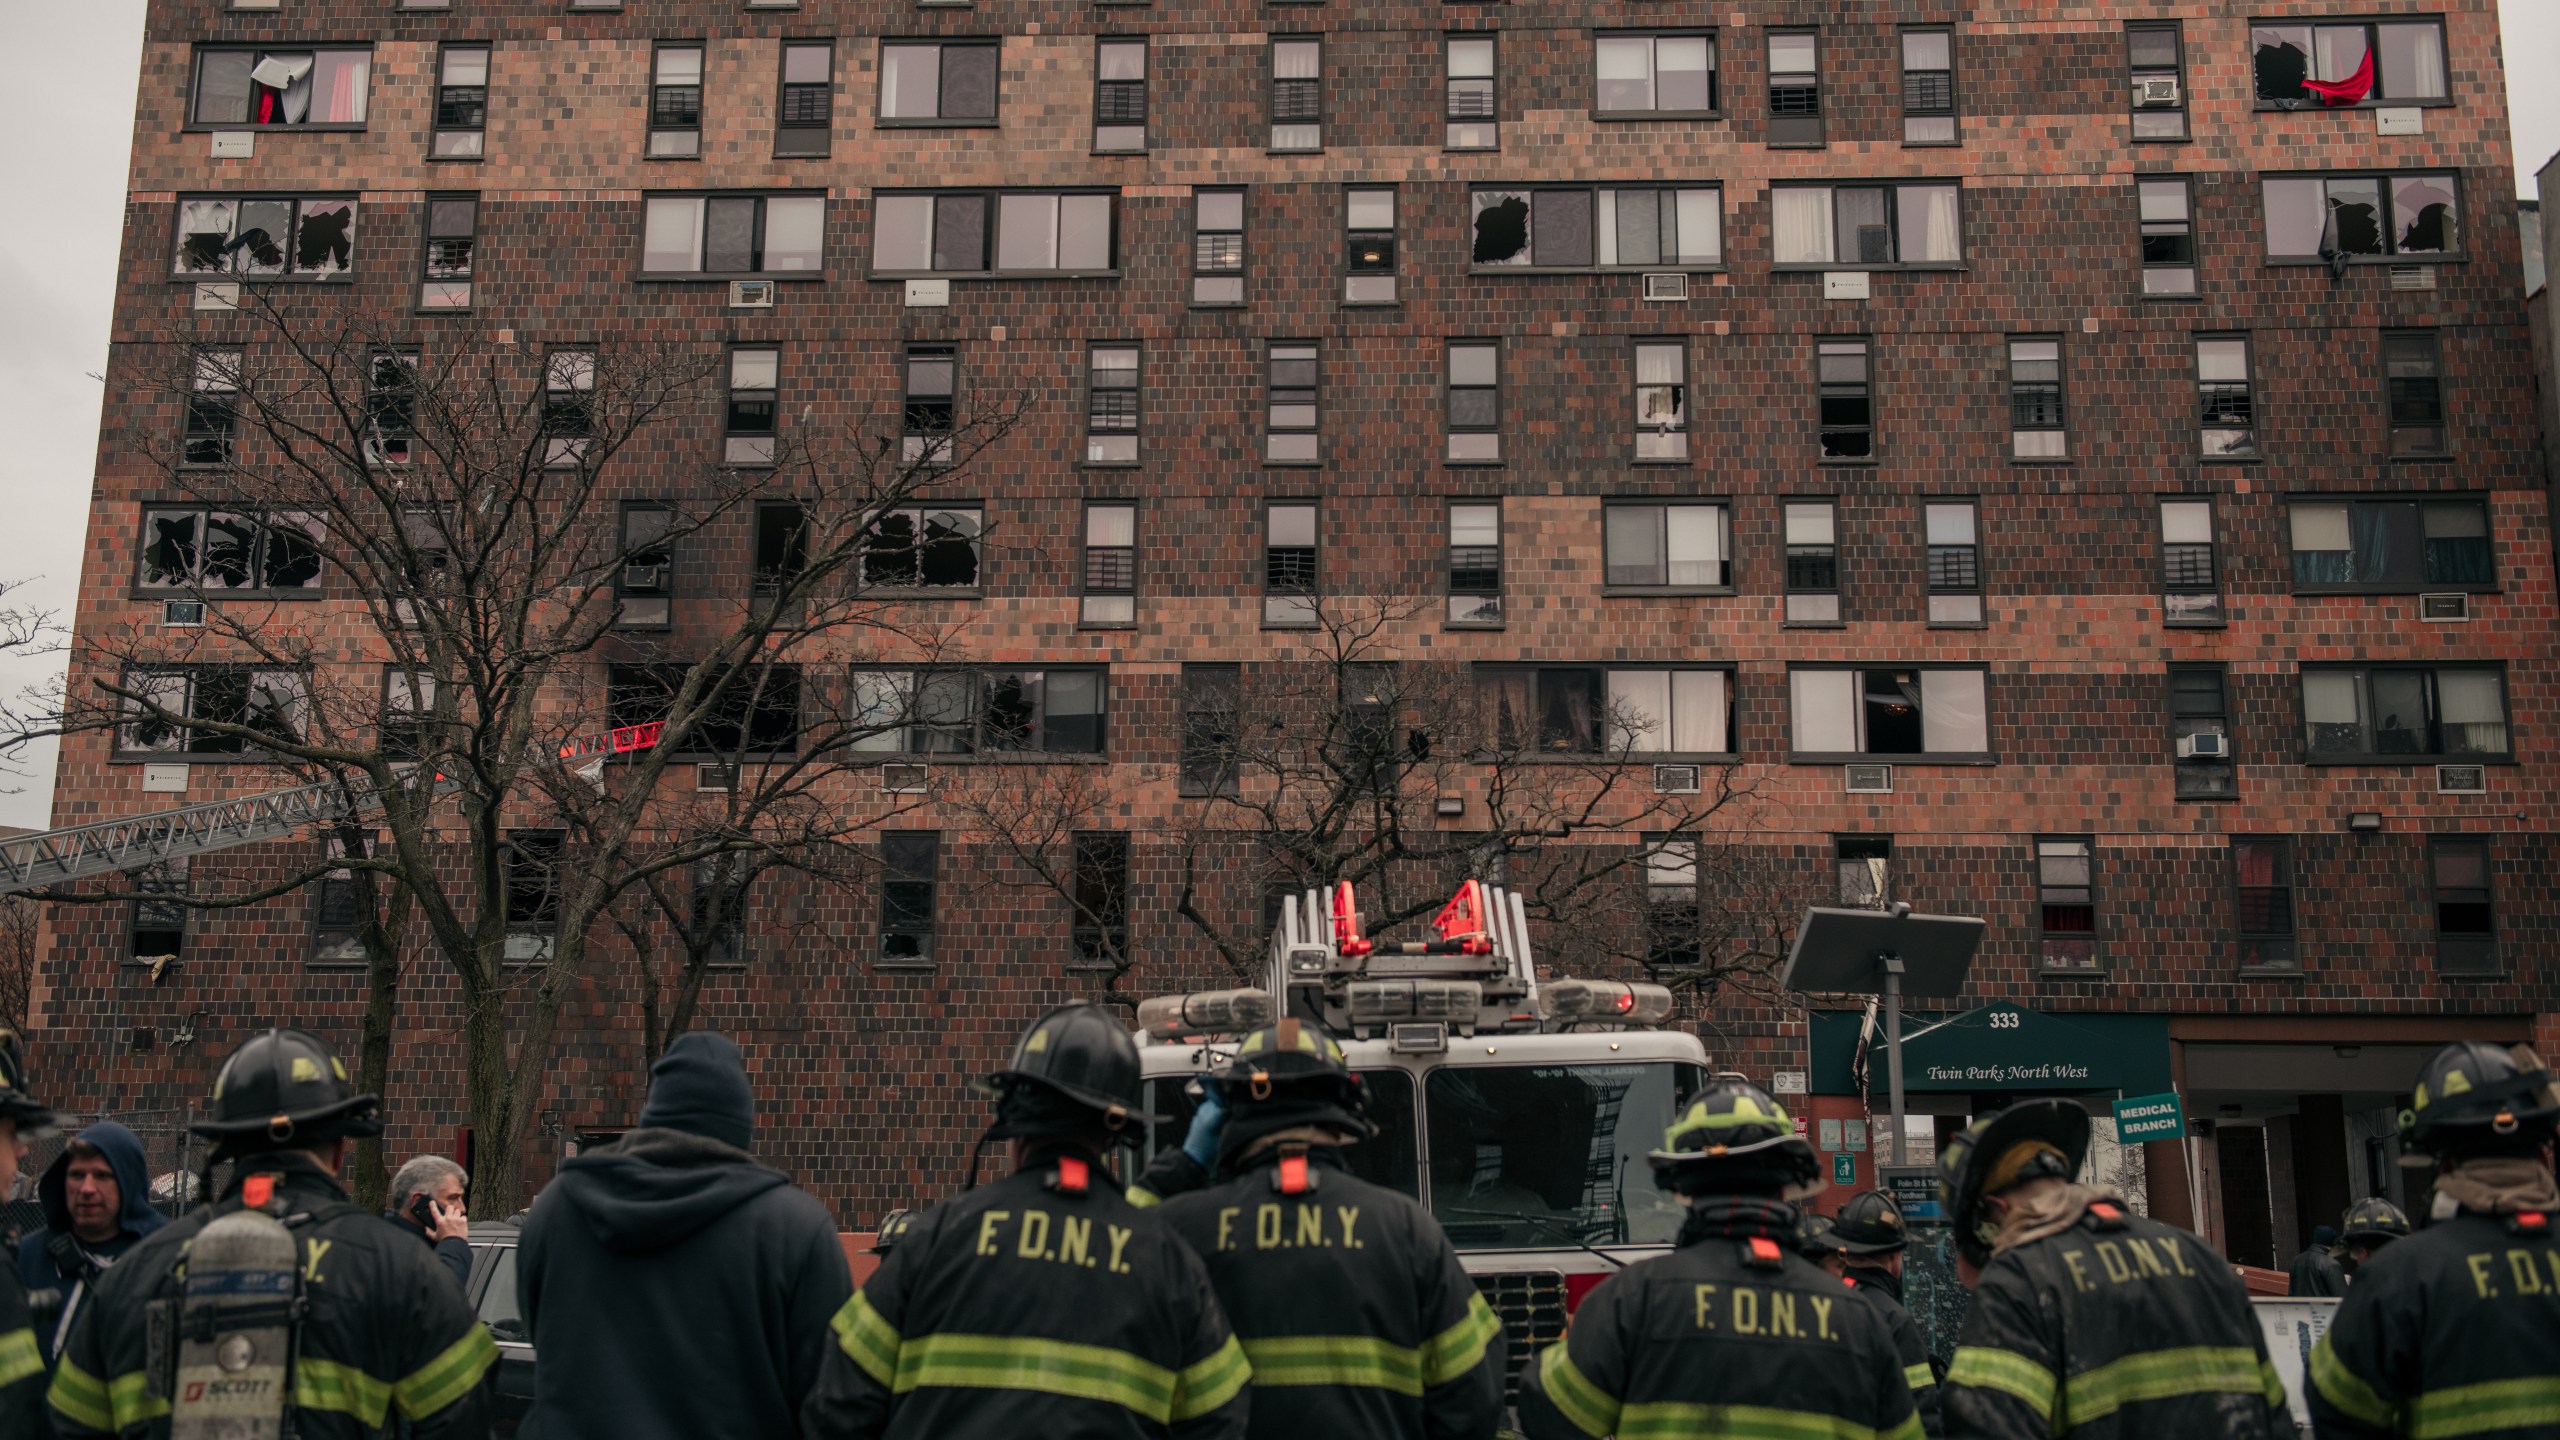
(2113, 1090), (2187, 1143)
(1773, 1070), (1808, 1094)
(1845, 1119), (1868, 1153)
(1879, 1164), (1943, 1220)
(1833, 1152), (1857, 1186)
(1819, 1118), (1843, 1150)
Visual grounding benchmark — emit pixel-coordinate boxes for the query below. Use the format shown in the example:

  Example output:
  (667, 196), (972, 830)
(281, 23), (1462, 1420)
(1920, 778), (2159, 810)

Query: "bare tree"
(19, 286), (1019, 1210)
(0, 889), (34, 1039)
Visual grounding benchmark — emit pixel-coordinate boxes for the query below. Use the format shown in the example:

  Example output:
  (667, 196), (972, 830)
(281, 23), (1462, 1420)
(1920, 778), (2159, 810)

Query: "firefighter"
(2333, 1196), (2410, 1278)
(2307, 1042), (2560, 1439)
(1515, 1079), (1920, 1440)
(1154, 1020), (1505, 1440)
(868, 1209), (917, 1255)
(1938, 1099), (2289, 1440)
(47, 1028), (495, 1440)
(802, 1004), (1249, 1440)
(0, 1031), (57, 1440)
(1817, 1192), (1945, 1438)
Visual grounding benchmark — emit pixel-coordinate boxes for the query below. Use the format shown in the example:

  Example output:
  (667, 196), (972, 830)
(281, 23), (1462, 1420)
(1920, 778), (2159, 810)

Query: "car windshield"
(1136, 1071), (1420, 1197)
(475, 1245), (527, 1342)
(1425, 1062), (1704, 1248)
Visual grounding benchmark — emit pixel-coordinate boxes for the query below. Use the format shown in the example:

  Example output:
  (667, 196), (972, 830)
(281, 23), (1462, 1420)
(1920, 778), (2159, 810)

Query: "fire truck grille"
(1473, 1270), (1568, 1403)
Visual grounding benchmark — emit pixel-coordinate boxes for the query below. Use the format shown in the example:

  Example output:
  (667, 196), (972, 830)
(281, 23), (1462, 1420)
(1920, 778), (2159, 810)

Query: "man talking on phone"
(388, 1153), (475, 1291)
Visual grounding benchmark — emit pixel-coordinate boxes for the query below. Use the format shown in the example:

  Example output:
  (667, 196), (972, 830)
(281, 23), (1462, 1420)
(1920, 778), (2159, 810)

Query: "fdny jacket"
(1157, 1147), (1504, 1440)
(1942, 1203), (2289, 1440)
(2308, 1208), (2560, 1438)
(1844, 1268), (1943, 1437)
(0, 1260), (47, 1440)
(802, 1154), (1249, 1440)
(1516, 1199), (1921, 1440)
(47, 1153), (495, 1439)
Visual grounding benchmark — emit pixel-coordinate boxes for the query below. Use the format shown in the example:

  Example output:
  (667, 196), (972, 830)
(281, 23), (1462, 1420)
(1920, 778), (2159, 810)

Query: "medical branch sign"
(2111, 1091), (2188, 1144)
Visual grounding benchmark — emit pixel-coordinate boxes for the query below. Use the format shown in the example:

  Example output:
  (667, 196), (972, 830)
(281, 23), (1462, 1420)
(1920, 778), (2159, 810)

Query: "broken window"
(1644, 837), (1702, 968)
(872, 191), (1113, 274)
(1271, 39), (1322, 151)
(1071, 832), (1132, 967)
(118, 667), (311, 755)
(138, 508), (321, 594)
(2170, 663), (2236, 799)
(777, 42), (834, 157)
(1446, 342), (1499, 462)
(130, 861), (189, 968)
(642, 194), (824, 275)
(880, 40), (1000, 124)
(2430, 837), (2495, 974)
(2128, 23), (2188, 139)
(1086, 346), (1140, 463)
(2160, 499), (2222, 626)
(1772, 184), (1961, 266)
(2252, 21), (2445, 108)
(1446, 36), (1497, 150)
(2231, 837), (2296, 969)
(855, 670), (1105, 755)
(542, 349), (595, 467)
(2008, 339), (2064, 458)
(1784, 500), (1839, 623)
(1634, 341), (1687, 459)
(1344, 187), (1397, 302)
(1179, 665), (1240, 794)
(174, 197), (358, 278)
(2196, 336), (2257, 459)
(1267, 343), (1320, 463)
(752, 501), (807, 598)
(1264, 502), (1318, 626)
(1595, 33), (1716, 115)
(420, 194), (477, 310)
(605, 663), (803, 755)
(1096, 39), (1147, 152)
(192, 47), (371, 127)
(1608, 671), (1730, 754)
(1474, 667), (1604, 754)
(1788, 668), (1988, 756)
(2262, 172), (2458, 263)
(1604, 502), (1729, 590)
(1817, 340), (1872, 459)
(2301, 665), (2508, 759)
(880, 832), (939, 962)
(183, 349), (242, 466)
(2288, 496), (2491, 591)
(311, 837), (369, 966)
(725, 348), (779, 465)
(691, 856), (752, 969)
(1470, 187), (1722, 269)
(366, 351), (418, 465)
(2138, 179), (2196, 295)
(1837, 836), (1892, 909)
(502, 831), (561, 961)
(1901, 30), (1955, 143)
(2382, 330), (2448, 458)
(1081, 502), (1136, 626)
(863, 507), (982, 589)
(900, 346), (956, 464)
(617, 504), (673, 628)
(1194, 189), (1246, 304)
(649, 44), (704, 158)
(1925, 501), (1982, 625)
(2035, 837), (2097, 970)
(432, 44), (488, 157)
(1766, 30), (1821, 145)
(1447, 501), (1502, 626)
(381, 670), (437, 758)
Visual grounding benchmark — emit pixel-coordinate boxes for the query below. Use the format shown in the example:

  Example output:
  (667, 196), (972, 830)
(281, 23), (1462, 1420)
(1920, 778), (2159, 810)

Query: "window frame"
(1592, 29), (1720, 120)
(603, 662), (806, 760)
(1179, 664), (1242, 797)
(419, 192), (478, 312)
(2249, 18), (2452, 111)
(2283, 494), (2495, 595)
(2170, 662), (2238, 801)
(858, 667), (1110, 757)
(1269, 36), (1324, 153)
(614, 501), (674, 630)
(1899, 26), (1957, 145)
(128, 861), (190, 967)
(2297, 663), (2513, 764)
(1605, 668), (1737, 760)
(2007, 336), (2066, 460)
(1094, 37), (1149, 154)
(1078, 500), (1137, 629)
(1263, 499), (1320, 628)
(1602, 499), (1733, 595)
(113, 665), (314, 760)
(2127, 21), (2189, 142)
(899, 345), (958, 465)
(1083, 344), (1141, 466)
(860, 503), (984, 594)
(1923, 498), (1984, 627)
(2137, 176), (2197, 297)
(1465, 184), (1726, 274)
(1194, 187), (1247, 306)
(430, 42), (490, 159)
(1633, 338), (1689, 461)
(181, 349), (245, 467)
(171, 195), (361, 281)
(1770, 183), (1966, 270)
(1816, 338), (1873, 462)
(1783, 497), (1841, 625)
(2159, 497), (2224, 627)
(1785, 664), (1996, 763)
(1070, 831), (1133, 969)
(1765, 27), (1822, 147)
(2195, 334), (2260, 461)
(1445, 339), (1501, 464)
(2230, 835), (2299, 972)
(1471, 664), (1611, 757)
(187, 44), (374, 131)
(2381, 329), (2449, 459)
(723, 346), (780, 467)
(1445, 33), (1499, 151)
(132, 502), (324, 601)
(877, 831), (940, 966)
(647, 41), (706, 159)
(2259, 170), (2464, 266)
(1344, 185), (1398, 305)
(2428, 835), (2497, 974)
(2034, 835), (2100, 973)
(775, 40), (835, 158)
(638, 191), (828, 280)
(876, 39), (1003, 128)
(867, 188), (1121, 278)
(1265, 341), (1320, 465)
(1446, 498), (1503, 628)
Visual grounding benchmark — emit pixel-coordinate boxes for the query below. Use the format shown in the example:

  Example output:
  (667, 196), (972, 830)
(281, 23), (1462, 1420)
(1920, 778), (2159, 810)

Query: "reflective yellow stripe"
(105, 1370), (171, 1430)
(1905, 1363), (1937, 1392)
(2407, 1376), (2560, 1439)
(297, 1357), (393, 1427)
(45, 1358), (113, 1434)
(1947, 1345), (2058, 1421)
(1618, 1402), (1924, 1440)
(894, 1332), (1183, 1423)
(1536, 1342), (1622, 1440)
(392, 1326), (498, 1420)
(1127, 1186), (1163, 1209)
(832, 1291), (903, 1388)
(2061, 1345), (2267, 1427)
(2261, 1359), (2288, 1412)
(1242, 1335), (1421, 1393)
(1171, 1335), (1249, 1422)
(2310, 1334), (2397, 1430)
(0, 1328), (41, 1391)
(1422, 1294), (1501, 1386)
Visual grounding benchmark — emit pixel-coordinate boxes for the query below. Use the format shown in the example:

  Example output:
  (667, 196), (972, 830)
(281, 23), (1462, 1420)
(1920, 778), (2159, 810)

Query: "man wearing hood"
(519, 1030), (851, 1440)
(14, 1121), (165, 1367)
(2286, 1223), (2347, 1297)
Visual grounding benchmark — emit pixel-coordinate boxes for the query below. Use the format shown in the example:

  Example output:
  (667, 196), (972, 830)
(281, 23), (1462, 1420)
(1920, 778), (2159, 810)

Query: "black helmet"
(0, 1030), (54, 1133)
(978, 1005), (1165, 1132)
(189, 1028), (382, 1157)
(1832, 1189), (1910, 1255)
(1646, 1078), (1823, 1199)
(1791, 1211), (1844, 1261)
(1212, 1018), (1373, 1163)
(2338, 1197), (2411, 1250)
(869, 1208), (918, 1255)
(1938, 1099), (2090, 1266)
(2399, 1042), (2560, 1162)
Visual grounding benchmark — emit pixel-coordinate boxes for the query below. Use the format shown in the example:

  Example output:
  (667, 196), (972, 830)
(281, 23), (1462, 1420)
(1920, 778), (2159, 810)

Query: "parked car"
(465, 1221), (537, 1437)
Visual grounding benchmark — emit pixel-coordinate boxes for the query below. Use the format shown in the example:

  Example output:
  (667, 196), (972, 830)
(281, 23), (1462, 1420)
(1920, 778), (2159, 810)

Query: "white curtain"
(1608, 671), (1671, 752)
(1919, 671), (1987, 752)
(1903, 185), (1961, 263)
(1672, 671), (1726, 752)
(2289, 502), (2351, 553)
(1665, 507), (1722, 586)
(1676, 189), (1721, 265)
(1792, 671), (1857, 752)
(643, 197), (704, 272)
(1772, 189), (1833, 264)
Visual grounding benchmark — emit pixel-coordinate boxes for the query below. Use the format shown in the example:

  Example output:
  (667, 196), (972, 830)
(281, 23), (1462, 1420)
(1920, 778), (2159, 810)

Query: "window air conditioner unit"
(162, 600), (206, 626)
(624, 562), (669, 590)
(1845, 764), (1893, 794)
(2135, 76), (2182, 107)
(1653, 763), (1702, 794)
(2419, 593), (2469, 622)
(1643, 273), (1689, 302)
(2436, 764), (2487, 795)
(728, 280), (776, 308)
(881, 762), (928, 794)
(695, 764), (736, 792)
(2175, 730), (2230, 760)
(2389, 265), (2436, 292)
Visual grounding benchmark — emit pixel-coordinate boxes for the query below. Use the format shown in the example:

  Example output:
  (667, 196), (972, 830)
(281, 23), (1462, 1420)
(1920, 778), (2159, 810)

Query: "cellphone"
(407, 1193), (437, 1230)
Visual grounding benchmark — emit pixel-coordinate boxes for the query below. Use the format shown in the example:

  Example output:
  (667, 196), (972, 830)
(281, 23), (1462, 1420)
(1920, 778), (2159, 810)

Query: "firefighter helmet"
(1646, 1078), (1823, 1199)
(188, 1029), (381, 1157)
(0, 1029), (52, 1133)
(2337, 1196), (2411, 1250)
(869, 1209), (918, 1254)
(1831, 1189), (1911, 1255)
(1791, 1211), (1844, 1260)
(2398, 1042), (2560, 1161)
(979, 1004), (1167, 1131)
(1939, 1099), (2091, 1267)
(1212, 1018), (1374, 1162)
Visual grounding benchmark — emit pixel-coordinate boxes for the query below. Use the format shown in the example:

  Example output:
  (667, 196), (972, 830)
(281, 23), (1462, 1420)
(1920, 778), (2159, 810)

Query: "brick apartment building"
(27, 0), (2558, 1264)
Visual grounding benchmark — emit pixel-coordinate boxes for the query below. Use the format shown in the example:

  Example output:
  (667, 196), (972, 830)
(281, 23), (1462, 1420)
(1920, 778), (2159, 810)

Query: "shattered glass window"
(192, 48), (370, 126)
(172, 197), (356, 277)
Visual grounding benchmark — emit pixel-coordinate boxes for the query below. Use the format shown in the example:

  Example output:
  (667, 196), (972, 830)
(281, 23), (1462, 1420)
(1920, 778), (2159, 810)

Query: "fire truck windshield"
(1425, 1062), (1706, 1249)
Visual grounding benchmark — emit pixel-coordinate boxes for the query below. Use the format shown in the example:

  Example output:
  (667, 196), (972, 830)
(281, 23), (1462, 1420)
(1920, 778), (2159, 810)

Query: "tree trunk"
(461, 972), (527, 1217)
(345, 867), (410, 1212)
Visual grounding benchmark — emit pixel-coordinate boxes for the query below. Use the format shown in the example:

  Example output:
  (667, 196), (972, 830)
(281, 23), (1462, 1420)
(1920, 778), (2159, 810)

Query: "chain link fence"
(0, 1111), (206, 1245)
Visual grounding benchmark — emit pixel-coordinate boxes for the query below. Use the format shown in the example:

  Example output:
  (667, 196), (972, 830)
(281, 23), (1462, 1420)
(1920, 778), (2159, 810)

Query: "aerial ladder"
(0, 722), (666, 898)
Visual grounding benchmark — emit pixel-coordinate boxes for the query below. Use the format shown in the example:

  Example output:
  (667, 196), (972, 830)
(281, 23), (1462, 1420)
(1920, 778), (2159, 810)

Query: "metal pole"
(1882, 955), (1908, 1169)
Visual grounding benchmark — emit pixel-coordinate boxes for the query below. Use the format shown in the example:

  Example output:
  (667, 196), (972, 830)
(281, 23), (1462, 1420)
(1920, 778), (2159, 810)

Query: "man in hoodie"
(2287, 1223), (2347, 1297)
(14, 1122), (165, 1367)
(519, 1031), (851, 1440)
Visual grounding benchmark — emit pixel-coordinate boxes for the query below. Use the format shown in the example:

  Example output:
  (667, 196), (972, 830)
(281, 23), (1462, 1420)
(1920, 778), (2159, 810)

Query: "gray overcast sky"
(0, 4), (2555, 828)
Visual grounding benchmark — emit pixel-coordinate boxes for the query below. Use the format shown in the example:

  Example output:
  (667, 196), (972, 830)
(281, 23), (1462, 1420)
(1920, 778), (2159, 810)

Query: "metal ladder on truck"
(0, 722), (666, 898)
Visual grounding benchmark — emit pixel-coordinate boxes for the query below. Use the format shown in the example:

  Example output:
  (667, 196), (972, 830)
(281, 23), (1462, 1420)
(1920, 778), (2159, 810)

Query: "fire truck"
(1129, 880), (1710, 1400)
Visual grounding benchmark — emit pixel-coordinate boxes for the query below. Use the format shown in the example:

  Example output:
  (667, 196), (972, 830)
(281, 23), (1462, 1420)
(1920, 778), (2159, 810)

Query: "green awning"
(1809, 1002), (2173, 1098)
